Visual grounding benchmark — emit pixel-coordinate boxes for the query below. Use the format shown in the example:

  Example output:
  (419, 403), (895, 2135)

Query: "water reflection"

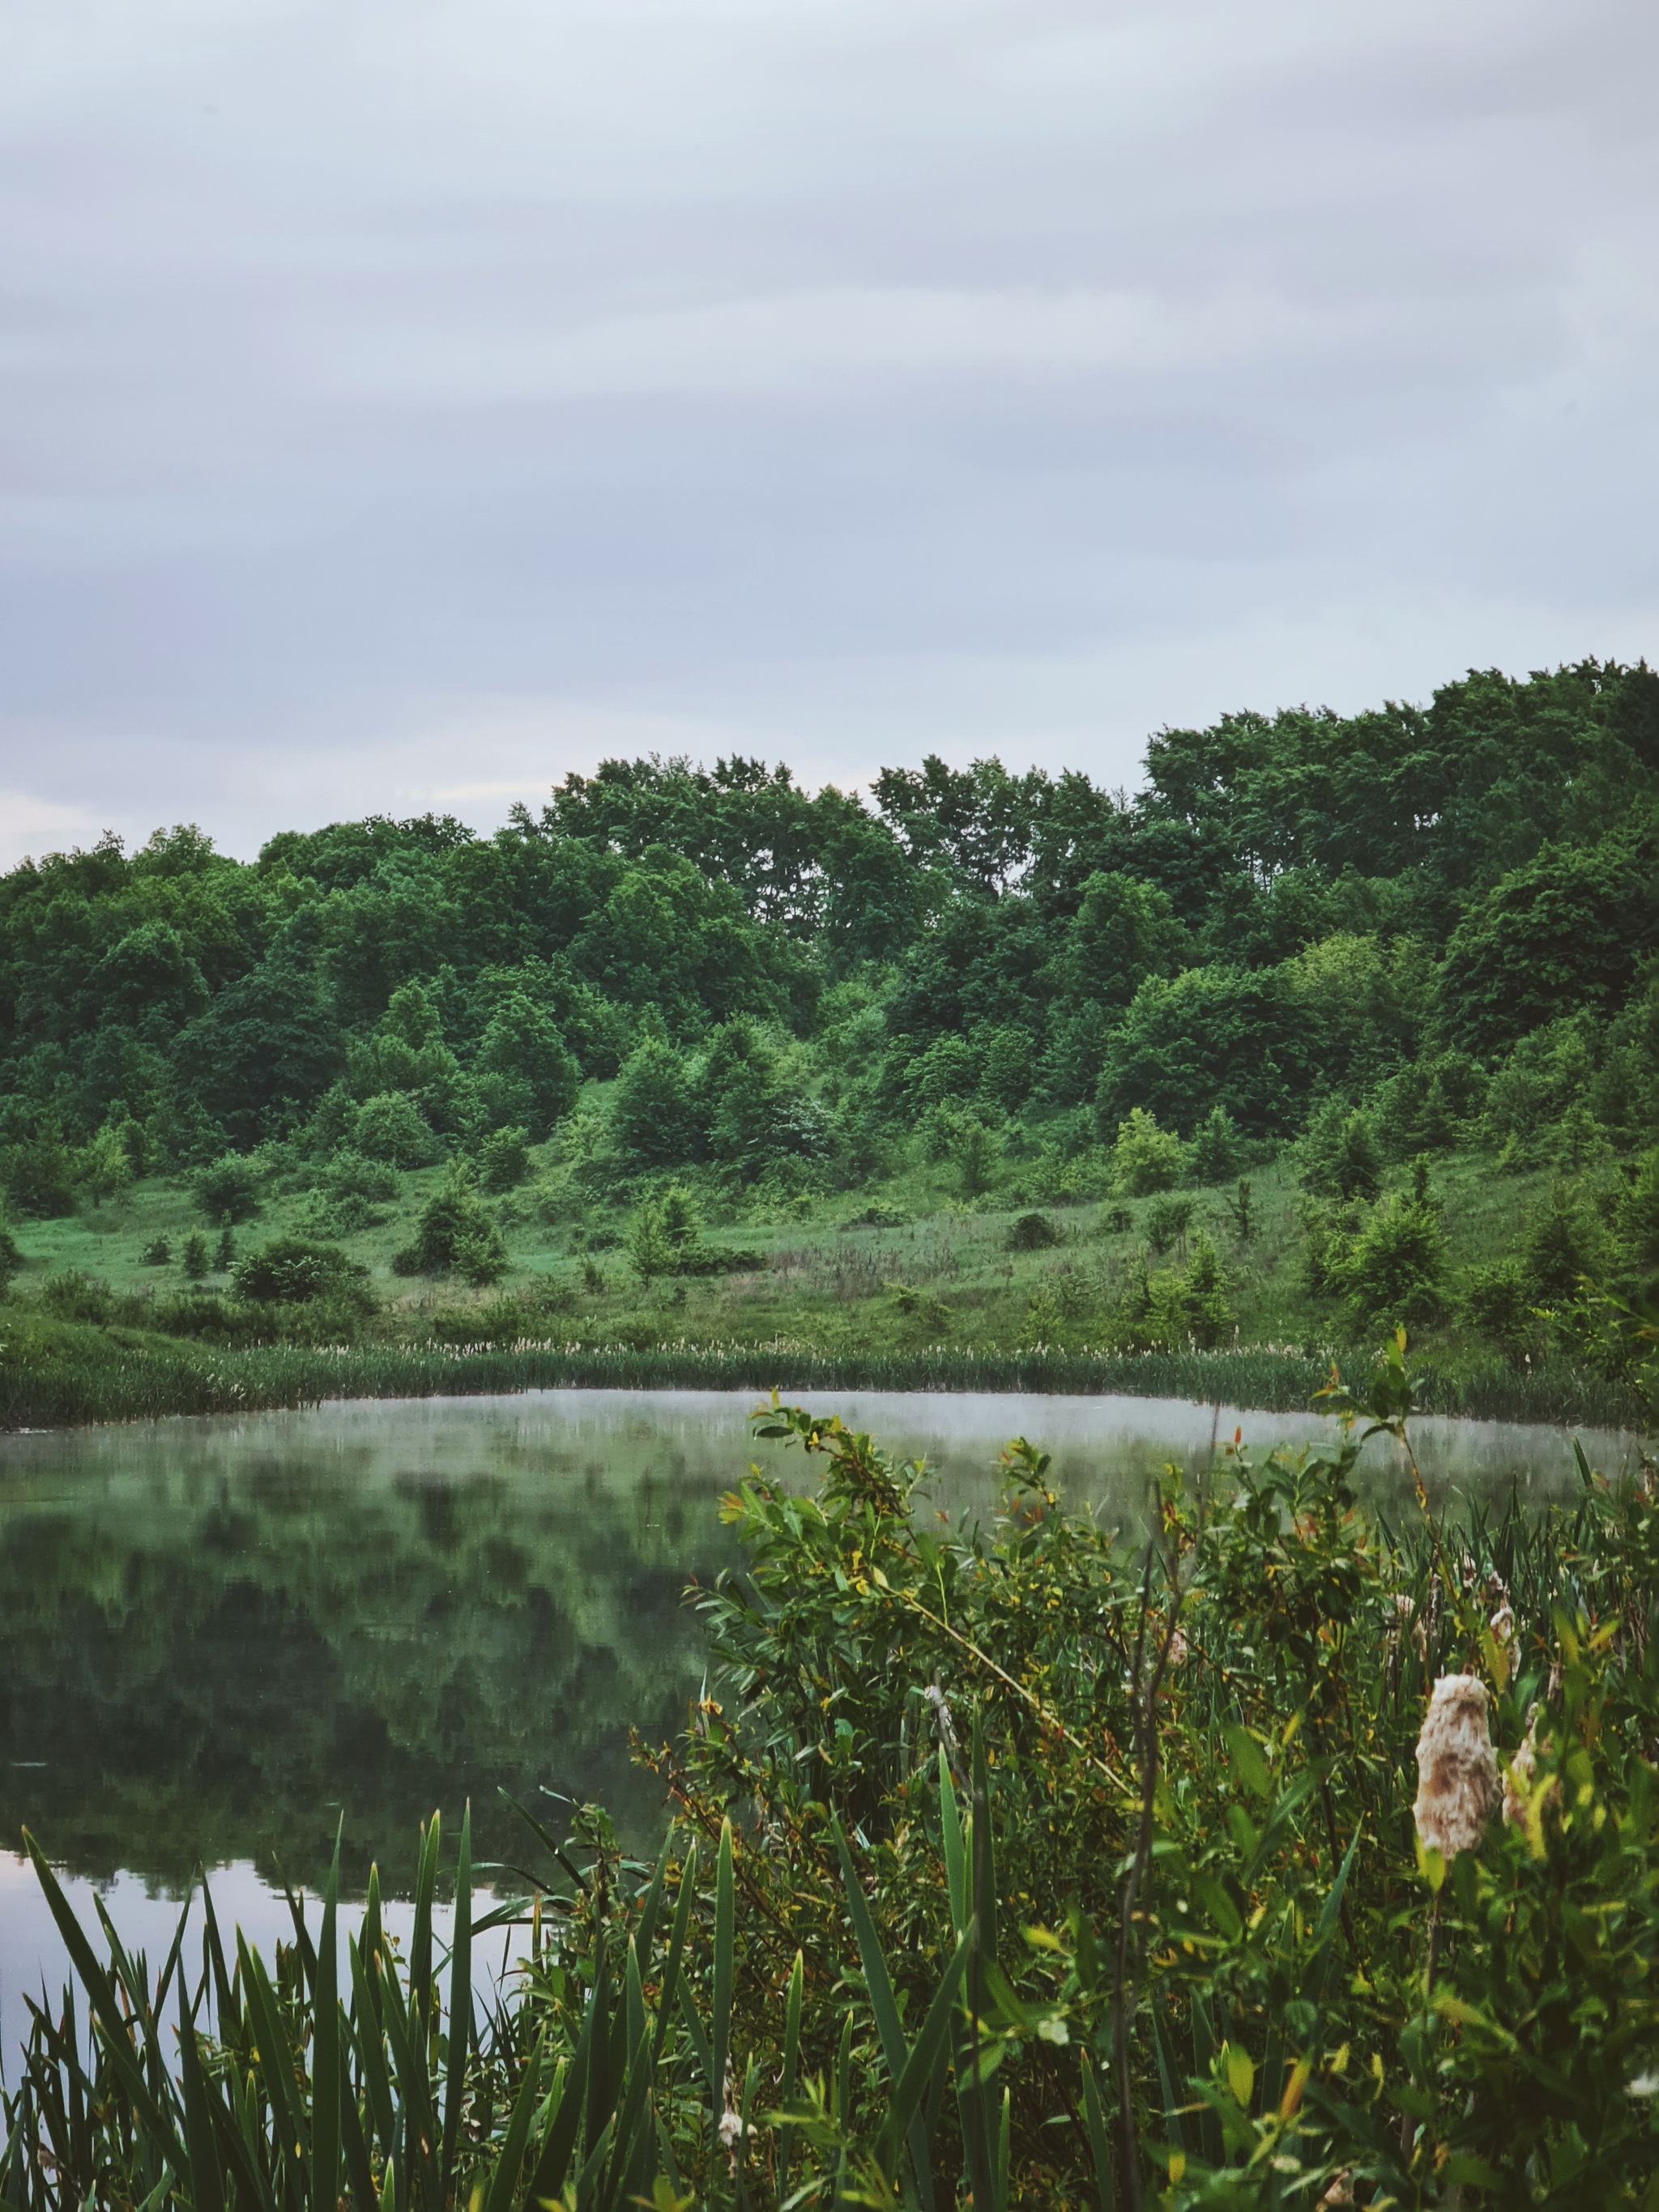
(0, 1386), (1630, 1905)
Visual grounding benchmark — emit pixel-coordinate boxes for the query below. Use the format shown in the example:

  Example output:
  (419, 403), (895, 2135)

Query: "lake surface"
(0, 1385), (1640, 2061)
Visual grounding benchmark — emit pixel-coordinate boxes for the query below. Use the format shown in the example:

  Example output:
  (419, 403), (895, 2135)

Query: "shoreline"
(0, 1335), (1647, 1435)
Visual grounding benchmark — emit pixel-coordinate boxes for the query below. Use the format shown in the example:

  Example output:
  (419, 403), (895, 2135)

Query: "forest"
(1, 658), (1656, 1425)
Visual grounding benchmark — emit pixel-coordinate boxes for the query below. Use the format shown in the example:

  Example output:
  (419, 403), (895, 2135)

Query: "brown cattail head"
(1414, 1673), (1499, 1860)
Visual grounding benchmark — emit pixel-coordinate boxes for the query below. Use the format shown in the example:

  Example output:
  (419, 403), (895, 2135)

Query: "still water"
(0, 1385), (1639, 2058)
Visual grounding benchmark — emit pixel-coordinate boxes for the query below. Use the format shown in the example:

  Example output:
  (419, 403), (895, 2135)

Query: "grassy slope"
(2, 1132), (1643, 1431)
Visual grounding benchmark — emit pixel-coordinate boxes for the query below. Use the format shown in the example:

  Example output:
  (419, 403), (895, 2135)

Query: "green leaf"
(1079, 2052), (1115, 2212)
(1223, 1722), (1272, 1801)
(1192, 1876), (1242, 1944)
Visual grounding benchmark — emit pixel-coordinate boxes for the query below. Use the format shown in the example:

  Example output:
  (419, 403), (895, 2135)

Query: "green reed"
(1, 1332), (1644, 1432)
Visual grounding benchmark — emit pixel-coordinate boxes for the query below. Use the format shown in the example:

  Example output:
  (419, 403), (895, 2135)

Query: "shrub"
(1145, 1228), (1232, 1346)
(474, 993), (580, 1139)
(321, 1146), (399, 1202)
(139, 1235), (172, 1266)
(1006, 1210), (1060, 1251)
(39, 1268), (115, 1324)
(1618, 1145), (1659, 1276)
(1459, 1255), (1535, 1362)
(1520, 1180), (1611, 1302)
(945, 1110), (1000, 1197)
(1372, 1049), (1485, 1159)
(354, 1092), (437, 1167)
(1184, 1102), (1243, 1185)
(181, 1230), (210, 1281)
(394, 1182), (509, 1285)
(1, 1132), (79, 1219)
(478, 1124), (531, 1194)
(1107, 1105), (1183, 1195)
(151, 1291), (259, 1342)
(1335, 1192), (1447, 1328)
(1299, 1097), (1384, 1200)
(1145, 1191), (1195, 1257)
(842, 1201), (912, 1230)
(0, 1213), (21, 1289)
(429, 1295), (527, 1345)
(231, 1236), (375, 1312)
(192, 1151), (262, 1225)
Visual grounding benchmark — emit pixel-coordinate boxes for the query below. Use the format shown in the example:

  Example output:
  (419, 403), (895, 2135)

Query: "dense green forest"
(2, 658), (1656, 1423)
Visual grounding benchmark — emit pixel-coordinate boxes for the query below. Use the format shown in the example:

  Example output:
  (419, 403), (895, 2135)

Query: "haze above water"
(0, 1387), (1638, 2057)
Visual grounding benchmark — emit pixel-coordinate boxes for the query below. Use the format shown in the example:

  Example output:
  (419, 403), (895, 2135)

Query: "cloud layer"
(2, 0), (1656, 865)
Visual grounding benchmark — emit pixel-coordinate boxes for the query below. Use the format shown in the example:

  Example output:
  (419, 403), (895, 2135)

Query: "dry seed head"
(1414, 1672), (1499, 1860)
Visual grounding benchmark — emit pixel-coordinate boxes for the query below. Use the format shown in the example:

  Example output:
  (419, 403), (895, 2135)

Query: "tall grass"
(1, 1332), (1646, 1431)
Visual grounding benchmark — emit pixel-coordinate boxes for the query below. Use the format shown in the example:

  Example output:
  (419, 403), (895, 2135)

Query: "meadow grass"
(4, 1142), (1642, 1431)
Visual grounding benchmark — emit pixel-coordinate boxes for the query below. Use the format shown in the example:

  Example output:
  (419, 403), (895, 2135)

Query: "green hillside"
(2, 659), (1656, 1426)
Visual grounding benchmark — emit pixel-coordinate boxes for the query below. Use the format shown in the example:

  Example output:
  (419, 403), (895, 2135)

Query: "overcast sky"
(2, 0), (1656, 868)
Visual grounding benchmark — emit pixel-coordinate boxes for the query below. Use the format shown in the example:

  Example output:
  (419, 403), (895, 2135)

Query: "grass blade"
(711, 1818), (735, 2115)
(1080, 2052), (1115, 2212)
(480, 2036), (545, 2212)
(441, 1803), (472, 2197)
(778, 1950), (804, 2198)
(312, 1826), (342, 2212)
(940, 1747), (968, 1941)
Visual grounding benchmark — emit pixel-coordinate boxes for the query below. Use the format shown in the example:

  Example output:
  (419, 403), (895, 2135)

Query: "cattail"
(1414, 1673), (1499, 1860)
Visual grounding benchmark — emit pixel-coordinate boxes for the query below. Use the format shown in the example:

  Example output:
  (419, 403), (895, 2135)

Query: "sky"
(1, 0), (1657, 869)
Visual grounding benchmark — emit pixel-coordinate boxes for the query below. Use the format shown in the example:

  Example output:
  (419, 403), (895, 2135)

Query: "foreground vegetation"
(8, 1358), (1659, 2206)
(3, 658), (1657, 1427)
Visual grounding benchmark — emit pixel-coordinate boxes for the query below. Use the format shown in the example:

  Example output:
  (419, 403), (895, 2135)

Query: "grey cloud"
(0, 0), (1656, 868)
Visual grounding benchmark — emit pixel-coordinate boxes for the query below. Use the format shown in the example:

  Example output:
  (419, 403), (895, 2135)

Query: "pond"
(0, 1384), (1640, 2058)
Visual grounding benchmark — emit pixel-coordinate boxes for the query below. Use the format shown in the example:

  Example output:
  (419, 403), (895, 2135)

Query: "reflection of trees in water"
(0, 1439), (734, 1891)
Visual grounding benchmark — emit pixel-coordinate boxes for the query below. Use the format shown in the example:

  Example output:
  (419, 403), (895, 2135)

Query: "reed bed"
(1, 1334), (1646, 1432)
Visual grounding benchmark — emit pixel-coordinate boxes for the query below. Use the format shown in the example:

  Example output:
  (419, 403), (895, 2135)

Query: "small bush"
(231, 1236), (375, 1312)
(193, 1152), (262, 1225)
(322, 1148), (399, 1202)
(39, 1269), (116, 1324)
(1521, 1180), (1611, 1302)
(0, 1132), (79, 1219)
(0, 1214), (22, 1289)
(1335, 1194), (1447, 1328)
(841, 1201), (913, 1231)
(479, 1125), (531, 1195)
(1108, 1106), (1183, 1196)
(1299, 1099), (1384, 1200)
(1007, 1211), (1060, 1251)
(429, 1298), (524, 1345)
(355, 1092), (437, 1168)
(394, 1181), (509, 1285)
(139, 1236), (173, 1267)
(1185, 1103), (1243, 1185)
(152, 1292), (263, 1344)
(181, 1230), (210, 1281)
(1145, 1192), (1196, 1256)
(1459, 1256), (1536, 1362)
